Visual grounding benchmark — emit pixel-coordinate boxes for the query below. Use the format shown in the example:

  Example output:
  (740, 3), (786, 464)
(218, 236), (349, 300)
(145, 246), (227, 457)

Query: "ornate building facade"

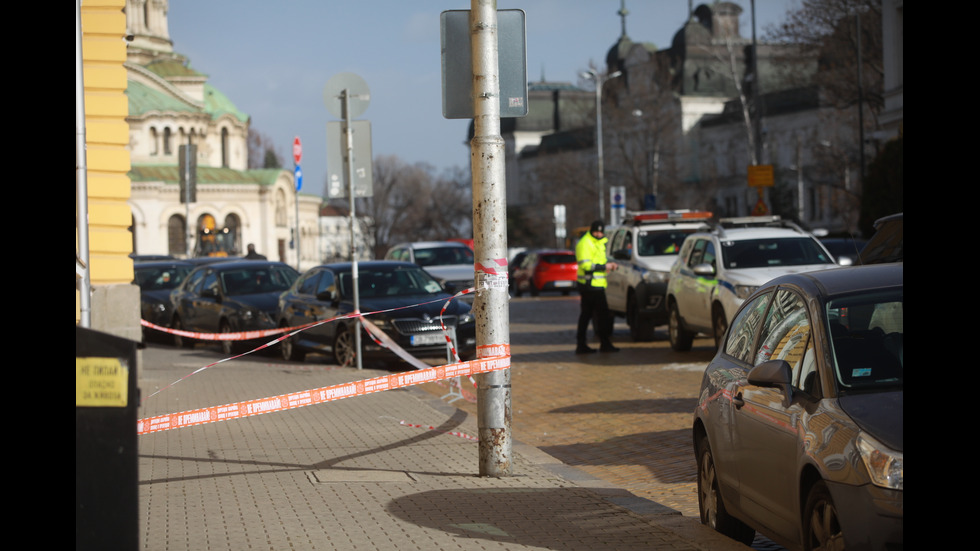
(124, 0), (323, 269)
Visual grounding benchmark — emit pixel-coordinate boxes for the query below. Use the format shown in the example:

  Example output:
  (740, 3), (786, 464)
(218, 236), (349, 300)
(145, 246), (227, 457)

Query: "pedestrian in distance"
(574, 220), (619, 353)
(245, 243), (266, 260)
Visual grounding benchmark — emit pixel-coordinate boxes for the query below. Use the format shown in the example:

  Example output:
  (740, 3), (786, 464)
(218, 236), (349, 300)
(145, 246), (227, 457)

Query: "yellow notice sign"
(76, 357), (129, 407)
(747, 164), (774, 188)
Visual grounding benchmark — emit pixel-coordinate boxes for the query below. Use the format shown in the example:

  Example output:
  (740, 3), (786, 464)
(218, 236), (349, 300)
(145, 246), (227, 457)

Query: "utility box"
(76, 326), (139, 550)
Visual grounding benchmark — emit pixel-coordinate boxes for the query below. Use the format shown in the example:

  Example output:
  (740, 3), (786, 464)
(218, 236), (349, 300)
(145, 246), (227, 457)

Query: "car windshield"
(637, 230), (695, 256)
(722, 237), (834, 269)
(220, 266), (298, 295)
(539, 253), (574, 264)
(135, 265), (193, 291)
(338, 266), (445, 299)
(413, 246), (474, 267)
(827, 289), (903, 392)
(822, 239), (866, 258)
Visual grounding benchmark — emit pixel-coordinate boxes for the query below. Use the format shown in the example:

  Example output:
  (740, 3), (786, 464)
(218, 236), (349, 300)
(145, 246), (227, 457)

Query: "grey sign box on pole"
(440, 9), (528, 119)
(326, 120), (374, 198)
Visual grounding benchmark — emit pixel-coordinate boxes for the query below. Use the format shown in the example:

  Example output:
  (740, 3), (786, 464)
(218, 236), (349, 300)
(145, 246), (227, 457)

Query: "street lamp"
(581, 69), (622, 221)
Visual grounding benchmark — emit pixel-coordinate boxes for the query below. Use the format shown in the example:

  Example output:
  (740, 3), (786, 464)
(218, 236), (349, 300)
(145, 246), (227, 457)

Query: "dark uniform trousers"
(577, 283), (613, 345)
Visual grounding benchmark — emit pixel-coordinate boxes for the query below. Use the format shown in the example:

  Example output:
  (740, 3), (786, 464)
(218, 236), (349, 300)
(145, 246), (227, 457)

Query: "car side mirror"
(201, 288), (219, 300)
(747, 359), (794, 408)
(316, 289), (339, 304)
(693, 263), (716, 277)
(612, 249), (631, 260)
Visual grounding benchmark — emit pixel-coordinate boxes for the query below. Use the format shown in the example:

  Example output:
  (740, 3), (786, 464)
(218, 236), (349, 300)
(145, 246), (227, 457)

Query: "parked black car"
(693, 263), (903, 550)
(277, 261), (476, 367)
(169, 260), (300, 354)
(819, 237), (867, 266)
(859, 212), (903, 265)
(134, 260), (195, 342)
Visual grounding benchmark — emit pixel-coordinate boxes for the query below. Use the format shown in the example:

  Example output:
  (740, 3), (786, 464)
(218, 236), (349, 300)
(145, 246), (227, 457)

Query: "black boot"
(600, 341), (620, 353)
(575, 342), (596, 354)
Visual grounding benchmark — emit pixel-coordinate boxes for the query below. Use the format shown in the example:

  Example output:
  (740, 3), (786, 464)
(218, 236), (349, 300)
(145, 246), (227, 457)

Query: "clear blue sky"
(169, 1), (797, 198)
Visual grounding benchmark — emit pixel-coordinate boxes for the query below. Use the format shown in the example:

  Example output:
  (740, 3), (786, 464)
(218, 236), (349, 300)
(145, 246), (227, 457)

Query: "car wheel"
(697, 437), (756, 545)
(220, 321), (240, 356)
(668, 301), (694, 352)
(280, 322), (306, 362)
(332, 326), (356, 367)
(172, 316), (194, 349)
(803, 480), (844, 551)
(627, 293), (655, 342)
(712, 305), (728, 351)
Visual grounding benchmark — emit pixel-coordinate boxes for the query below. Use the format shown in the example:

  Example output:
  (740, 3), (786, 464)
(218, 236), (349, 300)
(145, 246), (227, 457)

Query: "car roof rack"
(624, 209), (714, 226)
(711, 215), (807, 237)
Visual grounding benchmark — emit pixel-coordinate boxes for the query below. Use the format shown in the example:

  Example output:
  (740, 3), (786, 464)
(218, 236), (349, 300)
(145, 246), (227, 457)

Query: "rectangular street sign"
(747, 164), (774, 188)
(326, 120), (374, 199)
(440, 9), (527, 119)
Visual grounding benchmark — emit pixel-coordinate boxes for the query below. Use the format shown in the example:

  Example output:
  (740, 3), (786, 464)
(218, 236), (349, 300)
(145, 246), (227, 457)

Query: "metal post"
(582, 69), (621, 221)
(75, 0), (91, 328)
(294, 175), (300, 271)
(343, 89), (363, 370)
(470, 0), (512, 477)
(750, 0), (763, 166)
(185, 152), (193, 257)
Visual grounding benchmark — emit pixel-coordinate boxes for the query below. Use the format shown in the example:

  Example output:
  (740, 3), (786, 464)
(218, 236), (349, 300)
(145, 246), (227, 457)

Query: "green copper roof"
(204, 83), (249, 123)
(126, 79), (200, 116)
(129, 165), (276, 185)
(143, 58), (206, 79)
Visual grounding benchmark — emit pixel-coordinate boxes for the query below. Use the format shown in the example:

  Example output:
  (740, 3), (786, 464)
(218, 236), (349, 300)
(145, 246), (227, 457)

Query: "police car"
(605, 210), (714, 341)
(665, 216), (838, 351)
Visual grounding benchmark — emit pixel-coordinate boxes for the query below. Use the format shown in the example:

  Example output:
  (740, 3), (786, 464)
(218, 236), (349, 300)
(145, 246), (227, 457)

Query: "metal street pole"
(470, 0), (512, 477)
(582, 69), (621, 221)
(76, 0), (91, 327)
(343, 89), (363, 370)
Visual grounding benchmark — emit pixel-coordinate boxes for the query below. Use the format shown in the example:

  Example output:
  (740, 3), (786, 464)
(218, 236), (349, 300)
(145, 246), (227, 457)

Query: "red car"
(512, 249), (578, 296)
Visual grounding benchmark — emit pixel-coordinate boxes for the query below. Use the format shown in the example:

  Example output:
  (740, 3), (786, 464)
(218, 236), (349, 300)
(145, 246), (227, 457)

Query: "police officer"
(575, 220), (619, 353)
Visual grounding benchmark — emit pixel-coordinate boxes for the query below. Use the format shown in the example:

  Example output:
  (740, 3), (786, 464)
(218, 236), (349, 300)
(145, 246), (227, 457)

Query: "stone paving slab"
(136, 342), (752, 551)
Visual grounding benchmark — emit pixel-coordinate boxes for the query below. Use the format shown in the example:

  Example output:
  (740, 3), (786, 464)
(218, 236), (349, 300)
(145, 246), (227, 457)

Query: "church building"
(124, 0), (322, 269)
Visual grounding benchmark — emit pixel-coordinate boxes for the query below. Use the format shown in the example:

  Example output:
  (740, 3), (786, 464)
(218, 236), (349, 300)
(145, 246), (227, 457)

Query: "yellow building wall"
(78, 0), (138, 339)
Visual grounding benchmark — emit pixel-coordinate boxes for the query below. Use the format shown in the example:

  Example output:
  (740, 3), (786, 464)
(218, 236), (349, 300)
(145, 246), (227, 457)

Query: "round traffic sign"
(324, 72), (370, 119)
(293, 136), (302, 164)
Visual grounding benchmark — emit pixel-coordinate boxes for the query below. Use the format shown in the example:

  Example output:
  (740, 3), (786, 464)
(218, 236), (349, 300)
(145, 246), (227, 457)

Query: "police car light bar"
(627, 210), (714, 224)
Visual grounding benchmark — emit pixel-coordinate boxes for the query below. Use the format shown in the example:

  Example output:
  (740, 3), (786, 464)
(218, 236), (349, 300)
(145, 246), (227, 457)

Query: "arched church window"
(275, 188), (287, 227)
(223, 214), (242, 255)
(221, 127), (229, 168)
(150, 127), (159, 155)
(163, 127), (172, 156)
(167, 214), (187, 256)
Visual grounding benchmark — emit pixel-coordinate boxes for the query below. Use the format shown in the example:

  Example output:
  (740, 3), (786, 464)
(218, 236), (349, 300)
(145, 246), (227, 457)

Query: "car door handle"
(733, 392), (745, 409)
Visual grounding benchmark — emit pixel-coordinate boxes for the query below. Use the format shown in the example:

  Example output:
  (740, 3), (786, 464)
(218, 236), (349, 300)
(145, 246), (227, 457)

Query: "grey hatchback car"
(693, 263), (903, 550)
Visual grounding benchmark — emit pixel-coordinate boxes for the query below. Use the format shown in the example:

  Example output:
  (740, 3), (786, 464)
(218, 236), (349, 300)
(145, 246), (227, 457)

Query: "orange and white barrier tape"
(137, 343), (510, 435)
(141, 288), (477, 400)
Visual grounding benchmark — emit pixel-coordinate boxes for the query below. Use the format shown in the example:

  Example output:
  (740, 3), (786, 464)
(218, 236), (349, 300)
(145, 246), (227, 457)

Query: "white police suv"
(665, 216), (838, 351)
(605, 210), (713, 341)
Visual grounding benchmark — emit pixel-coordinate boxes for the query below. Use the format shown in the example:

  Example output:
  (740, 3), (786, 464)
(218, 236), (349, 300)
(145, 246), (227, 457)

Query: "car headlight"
(642, 270), (667, 284)
(857, 432), (903, 490)
(369, 317), (392, 330)
(734, 284), (758, 300)
(152, 303), (167, 313)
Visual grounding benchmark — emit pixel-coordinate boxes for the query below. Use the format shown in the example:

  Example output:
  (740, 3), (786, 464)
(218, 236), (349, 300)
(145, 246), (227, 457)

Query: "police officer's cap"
(590, 220), (605, 233)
